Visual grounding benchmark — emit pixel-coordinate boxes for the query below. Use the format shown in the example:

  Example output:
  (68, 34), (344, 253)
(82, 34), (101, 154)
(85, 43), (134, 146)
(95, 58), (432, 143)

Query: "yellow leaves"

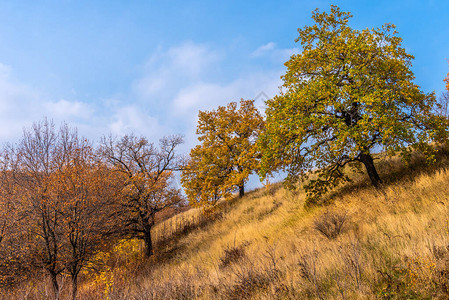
(182, 99), (265, 206)
(260, 5), (449, 202)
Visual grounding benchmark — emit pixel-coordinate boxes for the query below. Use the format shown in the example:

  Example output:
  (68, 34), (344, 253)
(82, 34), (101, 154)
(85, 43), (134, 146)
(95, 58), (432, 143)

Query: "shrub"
(219, 242), (249, 269)
(314, 209), (349, 239)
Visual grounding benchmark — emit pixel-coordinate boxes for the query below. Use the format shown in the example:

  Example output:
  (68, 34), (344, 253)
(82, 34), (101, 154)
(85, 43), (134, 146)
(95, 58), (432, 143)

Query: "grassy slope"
(10, 148), (449, 299)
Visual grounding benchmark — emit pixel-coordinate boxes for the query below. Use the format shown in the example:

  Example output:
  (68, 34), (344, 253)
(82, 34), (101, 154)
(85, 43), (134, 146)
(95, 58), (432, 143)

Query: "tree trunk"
(49, 271), (60, 300)
(239, 183), (245, 198)
(71, 273), (78, 300)
(143, 228), (153, 257)
(359, 153), (382, 188)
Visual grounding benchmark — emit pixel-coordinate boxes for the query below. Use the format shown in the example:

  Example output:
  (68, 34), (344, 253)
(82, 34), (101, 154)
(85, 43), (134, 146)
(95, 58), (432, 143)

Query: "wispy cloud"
(171, 72), (281, 117)
(251, 42), (277, 57)
(134, 41), (222, 100)
(128, 41), (291, 149)
(0, 63), (42, 141)
(45, 99), (93, 119)
(108, 104), (169, 140)
(0, 63), (100, 142)
(251, 41), (299, 62)
(117, 41), (286, 183)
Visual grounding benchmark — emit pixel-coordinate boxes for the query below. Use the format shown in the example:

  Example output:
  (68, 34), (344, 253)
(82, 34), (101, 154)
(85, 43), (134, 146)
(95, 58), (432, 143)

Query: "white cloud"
(0, 63), (42, 141)
(251, 41), (299, 62)
(108, 105), (169, 140)
(0, 63), (100, 143)
(252, 42), (277, 56)
(45, 99), (93, 118)
(127, 41), (296, 151)
(172, 72), (281, 117)
(167, 42), (221, 77)
(0, 41), (294, 153)
(134, 41), (222, 100)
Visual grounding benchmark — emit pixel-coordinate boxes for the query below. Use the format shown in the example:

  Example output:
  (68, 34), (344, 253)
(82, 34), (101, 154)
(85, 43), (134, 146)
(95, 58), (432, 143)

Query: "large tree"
(181, 99), (264, 208)
(259, 6), (448, 203)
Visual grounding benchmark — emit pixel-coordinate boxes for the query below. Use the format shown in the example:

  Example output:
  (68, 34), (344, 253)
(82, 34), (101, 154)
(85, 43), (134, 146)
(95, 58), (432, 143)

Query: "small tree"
(15, 120), (66, 299)
(47, 127), (119, 300)
(100, 134), (183, 257)
(260, 6), (448, 203)
(181, 99), (264, 207)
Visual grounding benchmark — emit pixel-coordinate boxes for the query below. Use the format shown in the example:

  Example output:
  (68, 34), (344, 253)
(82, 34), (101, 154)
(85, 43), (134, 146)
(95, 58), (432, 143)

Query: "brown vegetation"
(2, 145), (448, 299)
(99, 134), (184, 257)
(0, 120), (184, 300)
(2, 6), (448, 299)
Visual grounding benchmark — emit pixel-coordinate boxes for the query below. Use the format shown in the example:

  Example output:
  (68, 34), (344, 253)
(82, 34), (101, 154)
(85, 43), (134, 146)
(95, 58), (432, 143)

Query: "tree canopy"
(181, 99), (264, 208)
(259, 6), (448, 203)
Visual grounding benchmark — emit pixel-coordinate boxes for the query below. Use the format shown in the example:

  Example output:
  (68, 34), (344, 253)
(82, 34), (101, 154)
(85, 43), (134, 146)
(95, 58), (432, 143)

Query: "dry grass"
(5, 148), (449, 299)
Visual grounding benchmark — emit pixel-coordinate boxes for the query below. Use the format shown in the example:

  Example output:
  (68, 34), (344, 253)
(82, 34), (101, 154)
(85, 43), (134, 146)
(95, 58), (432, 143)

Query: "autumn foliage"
(1, 5), (449, 299)
(0, 120), (184, 299)
(259, 6), (448, 203)
(181, 99), (264, 208)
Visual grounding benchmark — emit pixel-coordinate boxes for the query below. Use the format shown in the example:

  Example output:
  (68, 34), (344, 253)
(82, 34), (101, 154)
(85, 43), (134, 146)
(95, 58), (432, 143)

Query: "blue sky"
(0, 0), (448, 153)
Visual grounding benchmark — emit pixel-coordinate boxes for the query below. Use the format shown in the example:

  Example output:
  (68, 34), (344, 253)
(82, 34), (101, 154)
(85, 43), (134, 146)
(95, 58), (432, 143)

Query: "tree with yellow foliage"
(182, 99), (264, 208)
(259, 6), (448, 203)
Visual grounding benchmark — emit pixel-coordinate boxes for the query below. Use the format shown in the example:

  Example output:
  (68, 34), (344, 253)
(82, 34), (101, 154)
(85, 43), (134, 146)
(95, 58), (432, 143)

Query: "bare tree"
(13, 119), (65, 299)
(100, 134), (184, 256)
(436, 91), (449, 119)
(49, 125), (120, 300)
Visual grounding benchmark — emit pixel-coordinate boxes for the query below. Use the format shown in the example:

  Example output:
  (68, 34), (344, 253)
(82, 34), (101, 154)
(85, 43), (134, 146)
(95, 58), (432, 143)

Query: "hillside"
(6, 147), (449, 299)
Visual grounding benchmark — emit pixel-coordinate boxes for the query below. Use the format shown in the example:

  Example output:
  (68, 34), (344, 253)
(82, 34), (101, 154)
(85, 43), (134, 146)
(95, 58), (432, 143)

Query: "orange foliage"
(0, 120), (120, 300)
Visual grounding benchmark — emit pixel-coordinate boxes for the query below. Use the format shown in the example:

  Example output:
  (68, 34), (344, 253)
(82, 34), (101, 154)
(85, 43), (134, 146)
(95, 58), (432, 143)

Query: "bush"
(219, 242), (249, 269)
(314, 209), (349, 239)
